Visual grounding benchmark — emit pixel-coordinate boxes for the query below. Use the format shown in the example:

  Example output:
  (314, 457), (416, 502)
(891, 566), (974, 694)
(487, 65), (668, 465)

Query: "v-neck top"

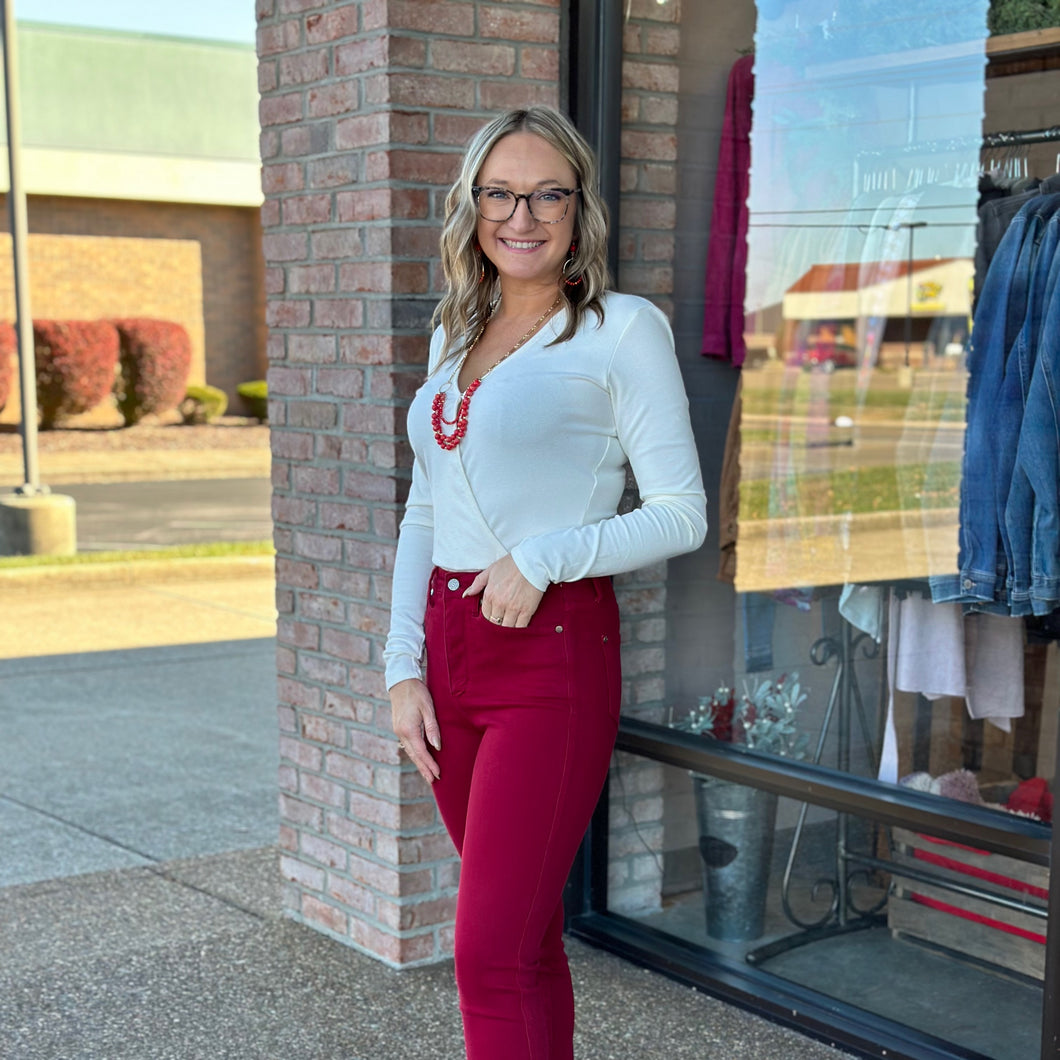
(383, 291), (708, 689)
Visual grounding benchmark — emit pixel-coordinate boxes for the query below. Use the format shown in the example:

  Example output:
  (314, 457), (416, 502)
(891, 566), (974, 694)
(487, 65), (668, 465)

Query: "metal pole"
(1, 0), (42, 495)
(901, 221), (926, 369)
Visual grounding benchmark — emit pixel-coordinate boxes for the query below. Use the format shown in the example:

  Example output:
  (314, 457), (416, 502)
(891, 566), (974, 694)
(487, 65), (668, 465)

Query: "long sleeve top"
(383, 291), (708, 689)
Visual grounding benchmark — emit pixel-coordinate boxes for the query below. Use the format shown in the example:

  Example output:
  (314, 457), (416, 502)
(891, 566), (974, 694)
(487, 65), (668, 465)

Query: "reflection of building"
(781, 258), (973, 367)
(0, 23), (265, 423)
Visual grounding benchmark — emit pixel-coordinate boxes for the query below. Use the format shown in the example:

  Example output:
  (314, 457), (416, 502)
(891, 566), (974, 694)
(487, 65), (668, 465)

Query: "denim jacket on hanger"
(1004, 202), (1060, 614)
(931, 197), (1038, 606)
(991, 197), (1060, 613)
(1011, 248), (1060, 614)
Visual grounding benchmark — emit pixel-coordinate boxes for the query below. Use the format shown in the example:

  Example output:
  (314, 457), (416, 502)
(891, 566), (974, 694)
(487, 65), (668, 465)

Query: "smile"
(500, 239), (545, 250)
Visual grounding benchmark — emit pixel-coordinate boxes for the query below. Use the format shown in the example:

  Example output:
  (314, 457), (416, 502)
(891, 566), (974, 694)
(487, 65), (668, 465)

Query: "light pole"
(900, 221), (926, 369)
(0, 0), (75, 554)
(1, 0), (39, 493)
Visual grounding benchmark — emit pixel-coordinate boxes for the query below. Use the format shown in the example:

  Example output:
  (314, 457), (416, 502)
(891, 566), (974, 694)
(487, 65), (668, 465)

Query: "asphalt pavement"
(61, 477), (273, 550)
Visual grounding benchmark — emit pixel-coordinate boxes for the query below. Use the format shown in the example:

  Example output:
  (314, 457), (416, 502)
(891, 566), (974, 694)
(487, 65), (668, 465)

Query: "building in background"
(0, 21), (265, 423)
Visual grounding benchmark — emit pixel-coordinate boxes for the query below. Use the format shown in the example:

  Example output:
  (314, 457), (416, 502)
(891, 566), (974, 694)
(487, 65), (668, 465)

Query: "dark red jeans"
(424, 567), (621, 1060)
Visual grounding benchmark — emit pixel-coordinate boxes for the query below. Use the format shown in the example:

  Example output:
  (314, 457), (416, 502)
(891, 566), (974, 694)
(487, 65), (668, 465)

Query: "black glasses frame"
(471, 186), (581, 223)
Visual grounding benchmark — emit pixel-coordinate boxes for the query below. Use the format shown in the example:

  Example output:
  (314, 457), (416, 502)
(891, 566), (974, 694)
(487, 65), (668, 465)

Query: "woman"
(384, 106), (707, 1060)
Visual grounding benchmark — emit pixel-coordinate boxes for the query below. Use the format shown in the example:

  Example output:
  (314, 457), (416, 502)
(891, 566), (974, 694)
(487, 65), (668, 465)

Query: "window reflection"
(738, 0), (987, 592)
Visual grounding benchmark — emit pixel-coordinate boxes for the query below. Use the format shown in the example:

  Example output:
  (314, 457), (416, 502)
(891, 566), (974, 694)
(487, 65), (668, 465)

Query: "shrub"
(0, 323), (15, 413)
(34, 320), (120, 428)
(113, 318), (192, 426)
(236, 379), (268, 422)
(180, 384), (228, 424)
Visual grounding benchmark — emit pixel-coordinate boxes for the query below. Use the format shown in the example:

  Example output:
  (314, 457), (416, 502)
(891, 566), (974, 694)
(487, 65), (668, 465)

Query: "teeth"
(503, 240), (543, 249)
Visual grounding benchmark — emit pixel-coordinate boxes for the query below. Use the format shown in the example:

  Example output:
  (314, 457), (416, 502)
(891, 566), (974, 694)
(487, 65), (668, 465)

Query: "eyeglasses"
(472, 186), (581, 224)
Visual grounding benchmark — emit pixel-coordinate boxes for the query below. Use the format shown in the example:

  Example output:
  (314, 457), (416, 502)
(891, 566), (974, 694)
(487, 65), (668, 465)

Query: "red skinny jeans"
(424, 567), (621, 1060)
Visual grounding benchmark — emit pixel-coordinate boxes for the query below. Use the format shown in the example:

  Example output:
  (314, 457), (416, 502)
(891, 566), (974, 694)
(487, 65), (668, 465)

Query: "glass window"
(606, 758), (1046, 1060)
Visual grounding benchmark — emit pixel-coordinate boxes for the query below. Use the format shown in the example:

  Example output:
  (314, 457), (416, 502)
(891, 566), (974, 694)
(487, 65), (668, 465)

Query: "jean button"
(447, 577), (460, 591)
(962, 578), (973, 591)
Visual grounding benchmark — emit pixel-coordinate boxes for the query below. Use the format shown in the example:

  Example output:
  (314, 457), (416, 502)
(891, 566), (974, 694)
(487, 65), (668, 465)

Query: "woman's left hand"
(463, 554), (545, 627)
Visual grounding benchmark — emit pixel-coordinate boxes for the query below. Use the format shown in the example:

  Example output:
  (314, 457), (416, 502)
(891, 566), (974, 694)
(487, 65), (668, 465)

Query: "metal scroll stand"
(747, 596), (886, 965)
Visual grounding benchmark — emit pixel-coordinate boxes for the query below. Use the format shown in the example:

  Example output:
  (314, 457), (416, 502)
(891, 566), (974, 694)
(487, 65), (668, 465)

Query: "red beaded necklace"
(431, 295), (561, 450)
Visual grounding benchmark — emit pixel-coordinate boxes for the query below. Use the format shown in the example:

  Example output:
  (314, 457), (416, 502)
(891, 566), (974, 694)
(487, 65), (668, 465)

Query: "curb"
(0, 554), (275, 591)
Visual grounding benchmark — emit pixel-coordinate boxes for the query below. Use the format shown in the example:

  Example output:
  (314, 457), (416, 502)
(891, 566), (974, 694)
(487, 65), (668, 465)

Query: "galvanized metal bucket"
(692, 775), (778, 941)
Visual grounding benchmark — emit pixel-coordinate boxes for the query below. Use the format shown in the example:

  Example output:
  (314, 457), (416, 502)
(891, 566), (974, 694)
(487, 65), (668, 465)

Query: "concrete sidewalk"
(0, 847), (848, 1060)
(0, 483), (850, 1058)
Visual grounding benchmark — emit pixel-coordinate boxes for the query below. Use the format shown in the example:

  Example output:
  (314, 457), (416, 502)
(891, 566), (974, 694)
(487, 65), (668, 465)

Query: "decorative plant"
(675, 673), (810, 760)
(237, 379), (268, 422)
(180, 383), (228, 424)
(113, 318), (192, 426)
(34, 320), (120, 428)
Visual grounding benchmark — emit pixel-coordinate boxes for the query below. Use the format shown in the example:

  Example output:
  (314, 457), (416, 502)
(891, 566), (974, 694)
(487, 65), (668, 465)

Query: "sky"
(16, 0), (256, 44)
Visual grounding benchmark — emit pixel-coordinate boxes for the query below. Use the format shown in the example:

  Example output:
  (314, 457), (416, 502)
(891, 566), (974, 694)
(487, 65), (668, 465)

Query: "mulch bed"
(0, 418), (269, 454)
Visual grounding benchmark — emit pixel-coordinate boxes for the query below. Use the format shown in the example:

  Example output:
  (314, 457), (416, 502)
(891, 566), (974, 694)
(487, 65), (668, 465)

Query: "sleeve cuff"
(384, 657), (424, 692)
(510, 542), (552, 592)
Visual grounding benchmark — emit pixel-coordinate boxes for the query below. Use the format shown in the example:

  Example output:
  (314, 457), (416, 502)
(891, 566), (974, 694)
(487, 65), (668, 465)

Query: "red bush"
(33, 320), (120, 428)
(112, 318), (192, 425)
(0, 323), (15, 413)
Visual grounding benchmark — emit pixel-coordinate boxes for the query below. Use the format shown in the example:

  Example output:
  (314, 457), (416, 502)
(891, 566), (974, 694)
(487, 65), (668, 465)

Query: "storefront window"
(609, 759), (1046, 1060)
(594, 2), (1060, 1058)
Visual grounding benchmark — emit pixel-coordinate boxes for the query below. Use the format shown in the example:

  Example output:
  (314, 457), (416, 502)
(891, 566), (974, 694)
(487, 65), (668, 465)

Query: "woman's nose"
(507, 197), (537, 230)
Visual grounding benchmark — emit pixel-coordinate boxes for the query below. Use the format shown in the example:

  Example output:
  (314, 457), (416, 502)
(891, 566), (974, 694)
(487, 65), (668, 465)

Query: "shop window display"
(598, 2), (1060, 1058)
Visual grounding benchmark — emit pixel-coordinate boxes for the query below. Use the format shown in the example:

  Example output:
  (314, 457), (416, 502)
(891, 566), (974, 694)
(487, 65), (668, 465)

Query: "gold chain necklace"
(431, 295), (562, 450)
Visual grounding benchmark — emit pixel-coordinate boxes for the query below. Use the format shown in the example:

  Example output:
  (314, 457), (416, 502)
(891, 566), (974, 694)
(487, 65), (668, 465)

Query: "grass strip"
(0, 539), (274, 570)
(739, 463), (960, 521)
(741, 372), (966, 424)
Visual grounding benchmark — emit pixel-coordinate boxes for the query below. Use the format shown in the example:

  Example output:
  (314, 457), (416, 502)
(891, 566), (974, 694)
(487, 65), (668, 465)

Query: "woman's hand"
(390, 678), (441, 784)
(463, 554), (545, 628)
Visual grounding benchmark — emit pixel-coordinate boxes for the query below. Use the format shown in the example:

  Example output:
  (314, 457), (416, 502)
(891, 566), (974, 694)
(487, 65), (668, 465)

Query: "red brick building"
(0, 23), (266, 422)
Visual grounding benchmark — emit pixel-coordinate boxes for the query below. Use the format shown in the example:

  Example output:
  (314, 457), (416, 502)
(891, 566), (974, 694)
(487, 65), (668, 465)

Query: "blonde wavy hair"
(433, 106), (610, 365)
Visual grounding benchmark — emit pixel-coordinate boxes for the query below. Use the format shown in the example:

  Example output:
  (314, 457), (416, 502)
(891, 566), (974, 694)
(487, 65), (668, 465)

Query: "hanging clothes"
(932, 186), (1060, 615)
(701, 53), (754, 366)
(878, 589), (1024, 784)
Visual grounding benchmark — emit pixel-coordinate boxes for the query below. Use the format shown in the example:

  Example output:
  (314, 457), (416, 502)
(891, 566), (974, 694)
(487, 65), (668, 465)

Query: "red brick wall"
(259, 0), (561, 967)
(608, 0), (681, 915)
(259, 0), (685, 961)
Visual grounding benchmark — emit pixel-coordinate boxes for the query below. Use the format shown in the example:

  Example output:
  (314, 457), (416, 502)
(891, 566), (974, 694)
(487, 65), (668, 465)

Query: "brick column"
(607, 0), (680, 916)
(257, 0), (560, 966)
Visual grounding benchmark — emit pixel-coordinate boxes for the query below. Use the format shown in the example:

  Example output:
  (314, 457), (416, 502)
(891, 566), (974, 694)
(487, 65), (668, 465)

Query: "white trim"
(0, 147), (262, 207)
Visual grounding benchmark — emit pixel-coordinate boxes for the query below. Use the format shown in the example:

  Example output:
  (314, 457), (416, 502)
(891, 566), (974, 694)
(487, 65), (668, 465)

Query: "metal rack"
(747, 595), (886, 965)
(747, 587), (1049, 971)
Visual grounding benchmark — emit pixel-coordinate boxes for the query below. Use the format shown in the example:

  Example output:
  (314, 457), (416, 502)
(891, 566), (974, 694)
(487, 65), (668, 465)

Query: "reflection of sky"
(747, 0), (989, 311)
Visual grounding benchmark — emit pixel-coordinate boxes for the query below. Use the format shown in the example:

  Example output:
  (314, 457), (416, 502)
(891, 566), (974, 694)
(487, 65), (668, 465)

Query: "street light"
(0, 0), (75, 554)
(899, 220), (927, 369)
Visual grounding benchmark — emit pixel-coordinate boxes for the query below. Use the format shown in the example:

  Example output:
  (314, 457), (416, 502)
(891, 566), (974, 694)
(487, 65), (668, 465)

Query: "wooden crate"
(888, 828), (1049, 980)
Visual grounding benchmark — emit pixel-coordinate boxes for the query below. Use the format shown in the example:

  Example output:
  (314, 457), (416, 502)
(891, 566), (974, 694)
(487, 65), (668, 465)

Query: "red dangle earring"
(474, 240), (486, 285)
(563, 241), (583, 288)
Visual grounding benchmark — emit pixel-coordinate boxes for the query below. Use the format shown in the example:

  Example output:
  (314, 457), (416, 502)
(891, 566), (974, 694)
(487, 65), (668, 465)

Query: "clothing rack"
(746, 586), (1048, 971)
(983, 124), (1060, 149)
(854, 124), (1060, 196)
(747, 595), (887, 966)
